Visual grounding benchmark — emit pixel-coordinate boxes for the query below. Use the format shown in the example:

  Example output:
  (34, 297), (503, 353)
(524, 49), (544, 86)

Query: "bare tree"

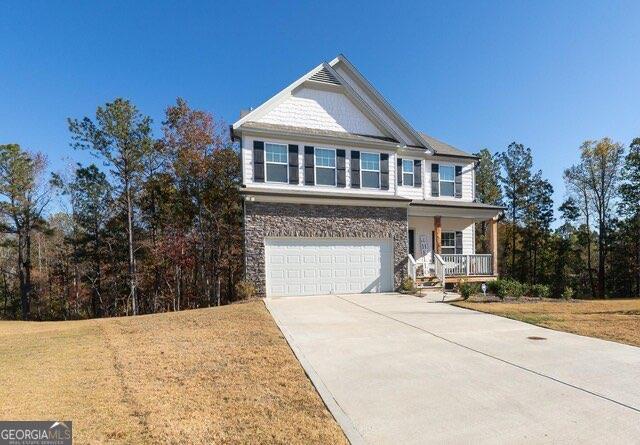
(566, 138), (624, 297)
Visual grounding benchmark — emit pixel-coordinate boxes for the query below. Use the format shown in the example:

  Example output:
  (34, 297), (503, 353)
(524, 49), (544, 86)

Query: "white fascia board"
(232, 63), (326, 129)
(329, 54), (434, 154)
(243, 193), (410, 208)
(408, 205), (501, 220)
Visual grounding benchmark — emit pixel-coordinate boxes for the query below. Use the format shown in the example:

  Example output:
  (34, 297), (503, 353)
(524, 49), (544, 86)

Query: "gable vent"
(309, 67), (341, 85)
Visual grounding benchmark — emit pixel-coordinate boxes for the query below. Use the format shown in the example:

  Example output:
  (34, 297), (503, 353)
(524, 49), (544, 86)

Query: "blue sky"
(1, 1), (639, 217)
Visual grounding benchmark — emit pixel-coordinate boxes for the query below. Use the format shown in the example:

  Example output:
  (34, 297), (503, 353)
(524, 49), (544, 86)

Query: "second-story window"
(439, 165), (455, 197)
(265, 143), (288, 183)
(361, 152), (380, 188)
(315, 148), (336, 186)
(402, 159), (414, 186)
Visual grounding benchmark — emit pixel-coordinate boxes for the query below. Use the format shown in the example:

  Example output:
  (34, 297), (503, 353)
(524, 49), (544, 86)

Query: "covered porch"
(406, 200), (503, 284)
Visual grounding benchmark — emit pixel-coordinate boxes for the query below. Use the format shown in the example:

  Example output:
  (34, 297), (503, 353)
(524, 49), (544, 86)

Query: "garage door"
(264, 238), (393, 297)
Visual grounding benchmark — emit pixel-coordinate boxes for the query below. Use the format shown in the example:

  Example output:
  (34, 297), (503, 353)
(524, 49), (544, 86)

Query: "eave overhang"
(409, 200), (505, 220)
(240, 187), (411, 208)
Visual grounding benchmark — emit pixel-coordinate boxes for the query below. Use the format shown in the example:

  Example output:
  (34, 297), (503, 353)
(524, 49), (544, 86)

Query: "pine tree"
(68, 99), (153, 315)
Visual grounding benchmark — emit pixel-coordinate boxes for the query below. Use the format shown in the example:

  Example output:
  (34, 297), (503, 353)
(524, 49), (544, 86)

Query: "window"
(402, 159), (414, 186)
(441, 232), (457, 255)
(361, 152), (380, 188)
(265, 143), (288, 183)
(315, 148), (336, 186)
(439, 165), (455, 197)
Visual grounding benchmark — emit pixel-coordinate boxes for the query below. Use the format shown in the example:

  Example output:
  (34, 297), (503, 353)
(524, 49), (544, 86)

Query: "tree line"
(1, 97), (638, 320)
(1, 98), (242, 320)
(475, 137), (640, 298)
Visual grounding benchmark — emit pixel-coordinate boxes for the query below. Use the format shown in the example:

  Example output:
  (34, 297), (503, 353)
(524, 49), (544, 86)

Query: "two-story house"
(232, 54), (503, 297)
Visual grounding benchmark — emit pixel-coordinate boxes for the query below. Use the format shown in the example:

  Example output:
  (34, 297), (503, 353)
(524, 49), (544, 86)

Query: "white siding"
(256, 87), (385, 136)
(424, 159), (475, 202)
(242, 135), (396, 196)
(242, 134), (476, 202)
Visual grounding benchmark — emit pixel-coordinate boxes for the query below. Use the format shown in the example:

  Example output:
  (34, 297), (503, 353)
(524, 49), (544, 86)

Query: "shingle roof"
(238, 122), (399, 144)
(418, 132), (477, 159)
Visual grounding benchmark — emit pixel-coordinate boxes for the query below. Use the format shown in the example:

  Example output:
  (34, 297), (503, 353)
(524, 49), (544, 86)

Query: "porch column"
(434, 216), (442, 254)
(489, 217), (498, 275)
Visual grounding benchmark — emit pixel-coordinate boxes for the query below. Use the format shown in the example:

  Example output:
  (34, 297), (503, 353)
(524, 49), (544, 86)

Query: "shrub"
(458, 280), (480, 300)
(235, 279), (256, 300)
(498, 278), (526, 299)
(529, 284), (550, 299)
(400, 277), (417, 294)
(487, 280), (501, 296)
(562, 287), (574, 300)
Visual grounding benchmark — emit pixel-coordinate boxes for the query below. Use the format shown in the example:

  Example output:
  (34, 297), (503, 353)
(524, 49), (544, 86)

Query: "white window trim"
(402, 158), (415, 187)
(439, 164), (456, 197)
(360, 151), (381, 189)
(441, 231), (458, 255)
(264, 142), (288, 184)
(314, 147), (337, 187)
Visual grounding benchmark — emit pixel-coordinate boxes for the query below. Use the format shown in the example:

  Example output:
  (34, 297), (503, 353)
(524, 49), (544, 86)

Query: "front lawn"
(455, 299), (640, 347)
(0, 301), (347, 444)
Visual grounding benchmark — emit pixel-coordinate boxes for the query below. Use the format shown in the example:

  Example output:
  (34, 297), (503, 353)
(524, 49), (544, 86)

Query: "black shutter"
(350, 150), (360, 188)
(455, 166), (463, 198)
(253, 140), (264, 182)
(304, 146), (314, 185)
(288, 145), (299, 185)
(380, 153), (389, 190)
(431, 231), (435, 255)
(336, 149), (346, 187)
(414, 160), (422, 188)
(455, 231), (463, 254)
(431, 163), (439, 196)
(408, 229), (415, 256)
(397, 157), (403, 186)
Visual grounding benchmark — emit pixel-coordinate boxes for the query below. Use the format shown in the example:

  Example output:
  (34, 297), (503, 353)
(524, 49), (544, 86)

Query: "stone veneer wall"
(244, 202), (408, 296)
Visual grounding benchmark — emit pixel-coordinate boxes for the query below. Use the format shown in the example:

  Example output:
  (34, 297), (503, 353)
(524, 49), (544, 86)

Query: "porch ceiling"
(408, 199), (504, 220)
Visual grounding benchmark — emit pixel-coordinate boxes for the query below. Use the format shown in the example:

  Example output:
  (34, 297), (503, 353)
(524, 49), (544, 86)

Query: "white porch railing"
(407, 254), (417, 282)
(439, 254), (493, 276)
(433, 254), (447, 301)
(434, 254), (446, 286)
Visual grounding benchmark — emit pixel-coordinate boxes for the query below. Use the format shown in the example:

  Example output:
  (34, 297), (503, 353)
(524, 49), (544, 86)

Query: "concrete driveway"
(266, 293), (640, 444)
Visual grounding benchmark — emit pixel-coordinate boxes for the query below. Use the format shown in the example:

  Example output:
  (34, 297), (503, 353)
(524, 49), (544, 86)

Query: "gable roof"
(233, 54), (476, 159)
(328, 55), (435, 151)
(232, 61), (402, 142)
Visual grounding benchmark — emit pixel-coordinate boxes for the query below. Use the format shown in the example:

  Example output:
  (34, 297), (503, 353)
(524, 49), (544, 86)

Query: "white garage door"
(265, 238), (393, 297)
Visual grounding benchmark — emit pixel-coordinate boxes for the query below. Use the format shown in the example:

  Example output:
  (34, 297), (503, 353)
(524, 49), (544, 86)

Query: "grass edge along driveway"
(454, 299), (640, 347)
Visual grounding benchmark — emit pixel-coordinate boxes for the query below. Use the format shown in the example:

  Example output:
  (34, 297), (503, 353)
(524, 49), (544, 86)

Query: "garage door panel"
(265, 238), (393, 297)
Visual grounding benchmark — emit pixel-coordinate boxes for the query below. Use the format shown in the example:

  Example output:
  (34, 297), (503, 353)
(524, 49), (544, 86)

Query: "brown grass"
(455, 299), (640, 347)
(0, 301), (347, 444)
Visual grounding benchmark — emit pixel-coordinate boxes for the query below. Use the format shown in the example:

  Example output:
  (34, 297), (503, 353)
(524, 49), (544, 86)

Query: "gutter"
(240, 187), (412, 203)
(432, 152), (480, 161)
(410, 201), (506, 210)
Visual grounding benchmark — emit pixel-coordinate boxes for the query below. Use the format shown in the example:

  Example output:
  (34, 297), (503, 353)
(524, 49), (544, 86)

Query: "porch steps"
(415, 276), (443, 290)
